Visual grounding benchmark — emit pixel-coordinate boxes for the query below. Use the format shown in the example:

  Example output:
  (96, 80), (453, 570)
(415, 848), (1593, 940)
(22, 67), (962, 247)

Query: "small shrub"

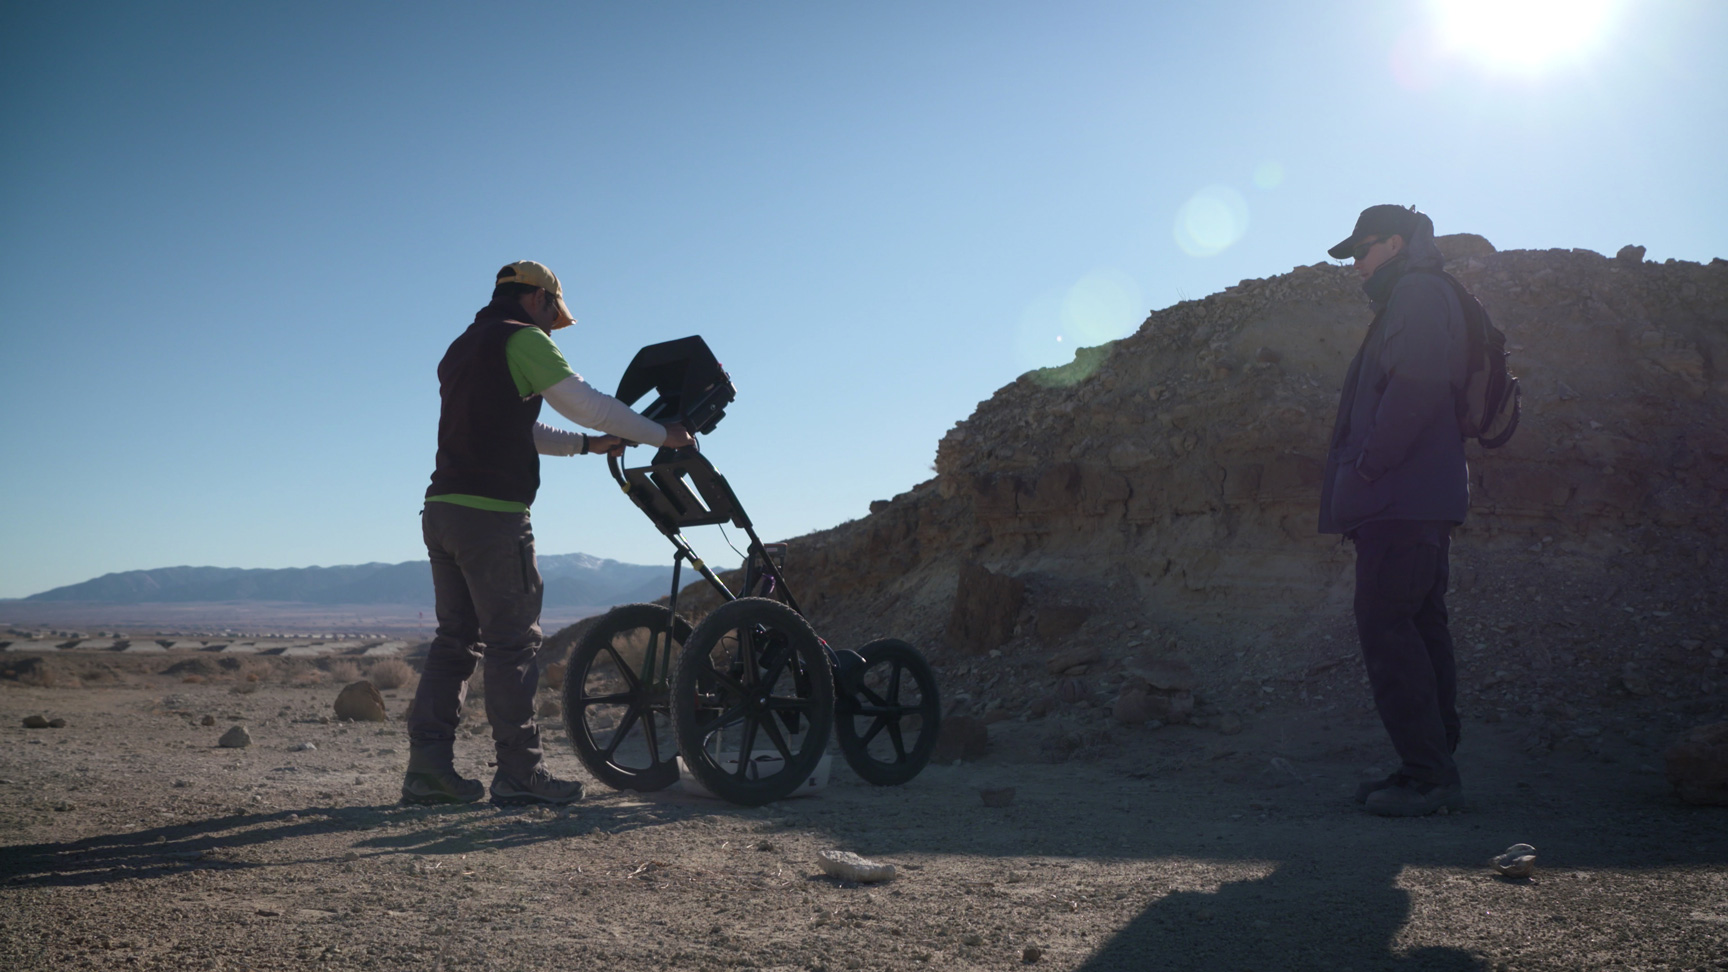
(26, 664), (61, 688)
(325, 660), (362, 682)
(3, 657), (53, 686)
(541, 660), (567, 691)
(368, 658), (414, 690)
(163, 658), (215, 677)
(236, 659), (274, 682)
(75, 665), (117, 686)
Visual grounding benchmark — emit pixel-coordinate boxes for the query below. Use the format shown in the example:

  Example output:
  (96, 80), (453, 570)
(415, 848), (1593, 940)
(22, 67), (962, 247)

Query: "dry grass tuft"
(182, 674), (206, 684)
(235, 659), (272, 683)
(541, 660), (567, 691)
(73, 665), (117, 686)
(368, 658), (414, 690)
(325, 659), (362, 683)
(3, 657), (78, 688)
(30, 669), (63, 688)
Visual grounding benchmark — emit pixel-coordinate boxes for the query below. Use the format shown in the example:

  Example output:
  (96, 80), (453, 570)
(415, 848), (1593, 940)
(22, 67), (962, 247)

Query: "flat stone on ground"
(817, 850), (896, 883)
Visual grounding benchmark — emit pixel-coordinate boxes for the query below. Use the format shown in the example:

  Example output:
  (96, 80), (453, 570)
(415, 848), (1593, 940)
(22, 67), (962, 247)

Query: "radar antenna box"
(614, 335), (735, 436)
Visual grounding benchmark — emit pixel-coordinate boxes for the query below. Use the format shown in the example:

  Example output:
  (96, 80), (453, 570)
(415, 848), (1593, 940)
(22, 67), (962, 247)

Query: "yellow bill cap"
(496, 260), (575, 329)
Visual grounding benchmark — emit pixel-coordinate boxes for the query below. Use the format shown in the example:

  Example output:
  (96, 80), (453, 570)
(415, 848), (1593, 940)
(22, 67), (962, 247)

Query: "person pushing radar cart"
(403, 260), (695, 808)
(551, 335), (944, 805)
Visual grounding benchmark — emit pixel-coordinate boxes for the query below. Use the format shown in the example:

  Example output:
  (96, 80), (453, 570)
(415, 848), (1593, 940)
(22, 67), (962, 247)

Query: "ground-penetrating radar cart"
(557, 336), (941, 806)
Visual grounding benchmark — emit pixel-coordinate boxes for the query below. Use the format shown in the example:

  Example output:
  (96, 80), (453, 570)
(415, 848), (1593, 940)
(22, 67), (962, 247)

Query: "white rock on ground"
(817, 850), (896, 883)
(1494, 843), (1537, 878)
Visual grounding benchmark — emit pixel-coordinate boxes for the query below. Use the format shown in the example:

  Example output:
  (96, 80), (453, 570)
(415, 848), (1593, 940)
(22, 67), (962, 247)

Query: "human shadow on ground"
(1070, 855), (1483, 972)
(0, 799), (676, 889)
(825, 752), (1724, 972)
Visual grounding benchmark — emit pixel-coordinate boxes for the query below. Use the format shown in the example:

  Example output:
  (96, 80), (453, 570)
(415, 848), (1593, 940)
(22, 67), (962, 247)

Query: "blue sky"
(2, 0), (1723, 598)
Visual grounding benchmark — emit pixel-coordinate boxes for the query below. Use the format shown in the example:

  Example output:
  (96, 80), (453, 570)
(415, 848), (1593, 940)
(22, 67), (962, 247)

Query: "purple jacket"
(1318, 230), (1470, 534)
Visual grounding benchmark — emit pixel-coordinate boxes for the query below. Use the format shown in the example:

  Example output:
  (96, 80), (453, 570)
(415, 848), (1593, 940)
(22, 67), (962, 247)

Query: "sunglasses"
(1350, 237), (1381, 261)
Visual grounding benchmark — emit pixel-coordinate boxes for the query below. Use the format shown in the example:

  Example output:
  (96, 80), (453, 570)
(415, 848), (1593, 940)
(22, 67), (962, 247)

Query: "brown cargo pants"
(406, 501), (546, 780)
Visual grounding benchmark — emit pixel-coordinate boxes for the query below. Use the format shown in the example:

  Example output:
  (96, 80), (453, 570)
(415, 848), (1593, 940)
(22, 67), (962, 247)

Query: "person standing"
(402, 260), (693, 806)
(1320, 206), (1469, 816)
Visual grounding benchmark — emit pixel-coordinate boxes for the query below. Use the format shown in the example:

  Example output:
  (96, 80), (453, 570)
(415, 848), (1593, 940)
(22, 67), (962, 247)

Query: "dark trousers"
(407, 502), (545, 780)
(1351, 519), (1460, 786)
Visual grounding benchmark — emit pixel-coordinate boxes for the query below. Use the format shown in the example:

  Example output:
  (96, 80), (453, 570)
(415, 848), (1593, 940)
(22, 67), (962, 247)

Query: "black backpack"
(1412, 268), (1521, 449)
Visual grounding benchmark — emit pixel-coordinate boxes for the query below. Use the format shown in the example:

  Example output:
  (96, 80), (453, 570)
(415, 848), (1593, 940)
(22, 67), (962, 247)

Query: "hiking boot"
(1363, 778), (1462, 817)
(490, 766), (585, 806)
(1354, 773), (1401, 805)
(401, 769), (485, 805)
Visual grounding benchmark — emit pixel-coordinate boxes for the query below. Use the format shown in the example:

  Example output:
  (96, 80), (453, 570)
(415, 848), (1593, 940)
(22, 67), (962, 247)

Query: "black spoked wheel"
(671, 597), (834, 806)
(562, 603), (692, 793)
(835, 638), (941, 786)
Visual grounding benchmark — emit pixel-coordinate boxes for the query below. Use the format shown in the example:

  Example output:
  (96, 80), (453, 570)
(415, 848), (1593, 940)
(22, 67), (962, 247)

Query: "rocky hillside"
(672, 237), (1726, 749)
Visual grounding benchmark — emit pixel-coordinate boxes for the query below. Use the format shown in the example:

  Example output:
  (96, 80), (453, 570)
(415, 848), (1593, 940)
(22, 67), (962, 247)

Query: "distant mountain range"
(21, 553), (674, 608)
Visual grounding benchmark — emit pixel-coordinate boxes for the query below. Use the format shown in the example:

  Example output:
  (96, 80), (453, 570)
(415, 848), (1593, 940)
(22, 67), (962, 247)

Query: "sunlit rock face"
(677, 236), (1726, 708)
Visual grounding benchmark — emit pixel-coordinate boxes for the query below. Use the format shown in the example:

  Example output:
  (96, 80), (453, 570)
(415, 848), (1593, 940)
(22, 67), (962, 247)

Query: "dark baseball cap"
(1328, 204), (1425, 260)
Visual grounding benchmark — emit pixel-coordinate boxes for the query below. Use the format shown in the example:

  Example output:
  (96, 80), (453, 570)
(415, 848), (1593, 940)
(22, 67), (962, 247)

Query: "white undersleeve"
(539, 374), (669, 447)
(533, 423), (583, 456)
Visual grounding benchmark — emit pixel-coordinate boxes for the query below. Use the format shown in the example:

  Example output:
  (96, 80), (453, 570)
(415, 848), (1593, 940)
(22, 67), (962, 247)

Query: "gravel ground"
(2, 671), (1725, 972)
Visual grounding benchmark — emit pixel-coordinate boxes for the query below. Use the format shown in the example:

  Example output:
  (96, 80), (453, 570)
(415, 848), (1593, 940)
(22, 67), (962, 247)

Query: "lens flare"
(1252, 162), (1284, 190)
(1174, 185), (1250, 257)
(1031, 347), (1107, 389)
(1014, 270), (1144, 379)
(1389, 25), (1447, 91)
(1014, 288), (1066, 371)
(1061, 269), (1143, 348)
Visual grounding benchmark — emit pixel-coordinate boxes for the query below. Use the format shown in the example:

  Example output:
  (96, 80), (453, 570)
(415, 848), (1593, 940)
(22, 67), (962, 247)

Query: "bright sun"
(1431, 0), (1617, 70)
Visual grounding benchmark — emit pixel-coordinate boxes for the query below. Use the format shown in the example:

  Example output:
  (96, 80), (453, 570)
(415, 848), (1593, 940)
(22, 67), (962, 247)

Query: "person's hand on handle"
(661, 423), (695, 449)
(588, 435), (627, 457)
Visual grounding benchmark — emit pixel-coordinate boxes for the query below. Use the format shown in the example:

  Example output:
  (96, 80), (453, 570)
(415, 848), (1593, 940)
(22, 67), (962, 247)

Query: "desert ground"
(2, 647), (1725, 972)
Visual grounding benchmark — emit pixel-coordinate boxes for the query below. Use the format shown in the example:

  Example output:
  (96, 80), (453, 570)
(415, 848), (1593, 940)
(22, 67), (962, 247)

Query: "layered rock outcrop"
(673, 237), (1727, 733)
